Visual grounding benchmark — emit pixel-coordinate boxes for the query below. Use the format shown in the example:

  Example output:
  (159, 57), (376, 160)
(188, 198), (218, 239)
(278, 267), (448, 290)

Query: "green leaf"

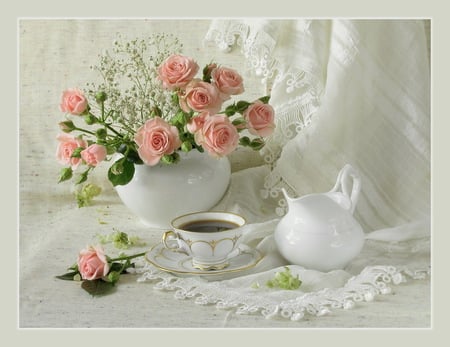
(55, 271), (80, 281)
(169, 110), (187, 127)
(202, 63), (214, 82)
(125, 149), (144, 165)
(108, 158), (135, 186)
(232, 118), (245, 125)
(259, 95), (271, 104)
(236, 100), (251, 113)
(106, 146), (116, 155)
(81, 279), (115, 296)
(171, 92), (179, 105)
(224, 104), (236, 116)
(109, 261), (134, 275)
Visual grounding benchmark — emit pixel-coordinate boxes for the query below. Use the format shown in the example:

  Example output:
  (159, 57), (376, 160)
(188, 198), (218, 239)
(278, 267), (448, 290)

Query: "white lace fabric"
(138, 19), (431, 322)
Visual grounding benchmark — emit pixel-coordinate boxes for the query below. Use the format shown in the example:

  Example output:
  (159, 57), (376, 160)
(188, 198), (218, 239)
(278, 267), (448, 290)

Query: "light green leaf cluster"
(97, 230), (146, 250)
(74, 183), (102, 207)
(266, 266), (302, 290)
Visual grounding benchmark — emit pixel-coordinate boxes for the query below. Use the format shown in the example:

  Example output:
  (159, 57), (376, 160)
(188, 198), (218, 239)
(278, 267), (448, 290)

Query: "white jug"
(274, 164), (365, 272)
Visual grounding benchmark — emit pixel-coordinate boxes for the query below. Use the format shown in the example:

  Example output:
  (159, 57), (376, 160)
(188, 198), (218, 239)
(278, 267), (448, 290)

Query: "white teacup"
(162, 211), (246, 270)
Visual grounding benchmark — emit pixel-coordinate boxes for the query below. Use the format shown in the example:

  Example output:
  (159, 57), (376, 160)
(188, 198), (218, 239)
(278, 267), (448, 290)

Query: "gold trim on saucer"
(145, 243), (264, 276)
(192, 261), (229, 271)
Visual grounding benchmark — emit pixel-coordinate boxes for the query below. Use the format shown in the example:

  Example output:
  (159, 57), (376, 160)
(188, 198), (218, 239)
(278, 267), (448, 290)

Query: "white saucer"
(145, 243), (264, 277)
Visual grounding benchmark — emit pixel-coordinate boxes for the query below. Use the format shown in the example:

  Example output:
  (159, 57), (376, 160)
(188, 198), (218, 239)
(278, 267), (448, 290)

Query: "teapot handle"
(329, 164), (361, 214)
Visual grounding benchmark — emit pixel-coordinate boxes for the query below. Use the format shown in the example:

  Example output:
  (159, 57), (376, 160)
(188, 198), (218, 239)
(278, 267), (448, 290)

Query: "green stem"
(73, 127), (96, 136)
(103, 122), (123, 138)
(109, 252), (146, 262)
(101, 100), (105, 122)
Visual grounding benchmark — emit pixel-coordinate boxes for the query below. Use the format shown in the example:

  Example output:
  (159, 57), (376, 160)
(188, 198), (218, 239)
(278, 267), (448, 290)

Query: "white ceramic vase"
(114, 150), (231, 228)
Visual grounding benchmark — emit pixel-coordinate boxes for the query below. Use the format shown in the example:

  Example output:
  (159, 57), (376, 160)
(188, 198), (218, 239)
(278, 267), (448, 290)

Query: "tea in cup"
(162, 211), (246, 270)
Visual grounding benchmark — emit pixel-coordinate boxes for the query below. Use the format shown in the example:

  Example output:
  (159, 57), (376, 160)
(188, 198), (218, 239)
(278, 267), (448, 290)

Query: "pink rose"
(134, 117), (182, 166)
(182, 79), (223, 114)
(56, 133), (87, 169)
(195, 114), (239, 157)
(211, 66), (244, 99)
(243, 101), (276, 137)
(187, 111), (210, 134)
(158, 54), (199, 90)
(60, 88), (88, 115)
(77, 245), (110, 281)
(81, 144), (107, 167)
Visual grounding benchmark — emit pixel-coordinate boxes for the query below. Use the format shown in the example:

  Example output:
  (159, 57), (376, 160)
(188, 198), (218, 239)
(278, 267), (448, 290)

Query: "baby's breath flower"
(86, 33), (183, 130)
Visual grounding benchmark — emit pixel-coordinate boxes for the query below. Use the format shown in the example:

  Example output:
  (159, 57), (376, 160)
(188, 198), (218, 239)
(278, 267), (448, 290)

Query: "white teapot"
(274, 164), (365, 272)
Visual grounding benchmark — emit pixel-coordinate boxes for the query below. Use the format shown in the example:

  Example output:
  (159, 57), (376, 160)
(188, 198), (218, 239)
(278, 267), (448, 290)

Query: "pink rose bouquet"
(56, 34), (275, 205)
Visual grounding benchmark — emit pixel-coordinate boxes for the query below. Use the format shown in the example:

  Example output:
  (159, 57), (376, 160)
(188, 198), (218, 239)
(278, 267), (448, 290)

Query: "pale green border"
(7, 0), (447, 345)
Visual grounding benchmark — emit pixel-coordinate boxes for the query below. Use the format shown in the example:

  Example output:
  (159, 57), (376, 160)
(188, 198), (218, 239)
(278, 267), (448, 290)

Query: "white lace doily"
(136, 235), (430, 321)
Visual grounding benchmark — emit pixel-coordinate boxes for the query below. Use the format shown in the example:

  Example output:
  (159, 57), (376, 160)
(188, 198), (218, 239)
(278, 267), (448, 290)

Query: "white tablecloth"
(19, 19), (431, 329)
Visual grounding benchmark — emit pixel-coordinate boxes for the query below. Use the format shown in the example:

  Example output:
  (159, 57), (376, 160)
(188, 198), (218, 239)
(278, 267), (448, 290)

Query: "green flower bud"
(71, 146), (83, 158)
(58, 167), (73, 183)
(96, 128), (107, 139)
(59, 120), (76, 133)
(95, 91), (107, 103)
(161, 152), (180, 165)
(232, 118), (247, 131)
(150, 106), (162, 118)
(181, 141), (192, 152)
(84, 113), (97, 125)
(161, 154), (175, 164)
(239, 136), (251, 147)
(250, 138), (265, 150)
(75, 170), (89, 185)
(172, 152), (180, 164)
(107, 271), (120, 284)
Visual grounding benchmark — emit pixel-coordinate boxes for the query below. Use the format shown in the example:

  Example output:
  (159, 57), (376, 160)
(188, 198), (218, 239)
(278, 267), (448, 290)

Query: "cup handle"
(162, 230), (181, 251)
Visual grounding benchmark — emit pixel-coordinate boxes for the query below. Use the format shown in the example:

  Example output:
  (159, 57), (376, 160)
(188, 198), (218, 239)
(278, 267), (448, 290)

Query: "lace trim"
(137, 264), (430, 322)
(204, 20), (324, 206)
(204, 20), (277, 83)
